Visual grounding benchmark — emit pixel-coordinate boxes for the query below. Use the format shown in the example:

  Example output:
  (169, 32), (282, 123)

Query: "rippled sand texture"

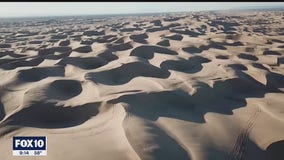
(0, 11), (284, 160)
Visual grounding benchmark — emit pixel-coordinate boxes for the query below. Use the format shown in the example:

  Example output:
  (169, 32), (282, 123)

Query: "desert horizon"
(0, 2), (284, 160)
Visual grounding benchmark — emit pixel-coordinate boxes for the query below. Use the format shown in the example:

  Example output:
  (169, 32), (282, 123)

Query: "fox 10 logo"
(13, 136), (47, 156)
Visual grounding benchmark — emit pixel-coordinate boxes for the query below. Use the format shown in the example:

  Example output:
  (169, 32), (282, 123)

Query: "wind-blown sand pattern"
(0, 11), (284, 160)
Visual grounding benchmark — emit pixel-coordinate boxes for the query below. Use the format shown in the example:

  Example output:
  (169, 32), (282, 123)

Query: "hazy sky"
(0, 2), (283, 18)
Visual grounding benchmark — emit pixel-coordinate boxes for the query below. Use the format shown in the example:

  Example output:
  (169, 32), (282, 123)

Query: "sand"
(0, 11), (284, 160)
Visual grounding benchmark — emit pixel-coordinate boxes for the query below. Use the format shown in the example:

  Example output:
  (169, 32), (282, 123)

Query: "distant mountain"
(232, 5), (284, 11)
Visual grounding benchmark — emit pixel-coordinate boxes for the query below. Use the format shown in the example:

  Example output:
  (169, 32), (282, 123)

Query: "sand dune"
(0, 11), (284, 160)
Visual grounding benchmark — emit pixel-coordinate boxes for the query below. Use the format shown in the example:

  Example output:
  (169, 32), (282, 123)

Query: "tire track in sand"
(230, 107), (261, 160)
